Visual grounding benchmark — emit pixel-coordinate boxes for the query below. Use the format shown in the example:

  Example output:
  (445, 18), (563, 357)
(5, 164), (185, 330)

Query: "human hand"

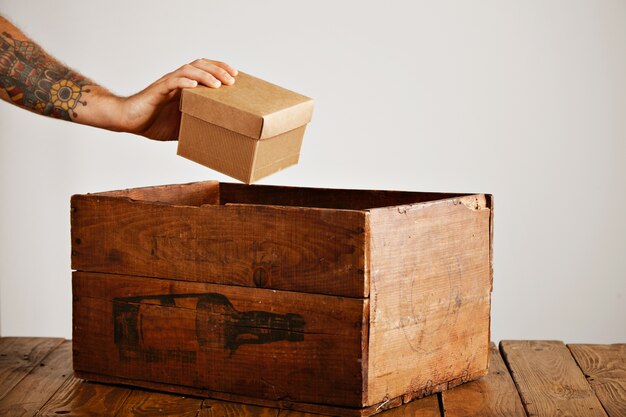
(118, 59), (238, 141)
(0, 17), (236, 141)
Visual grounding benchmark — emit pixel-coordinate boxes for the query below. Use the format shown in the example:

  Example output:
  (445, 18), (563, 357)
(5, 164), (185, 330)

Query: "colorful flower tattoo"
(0, 31), (91, 120)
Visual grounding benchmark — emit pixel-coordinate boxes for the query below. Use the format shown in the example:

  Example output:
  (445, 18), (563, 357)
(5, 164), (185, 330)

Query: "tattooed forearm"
(0, 15), (238, 140)
(0, 29), (93, 120)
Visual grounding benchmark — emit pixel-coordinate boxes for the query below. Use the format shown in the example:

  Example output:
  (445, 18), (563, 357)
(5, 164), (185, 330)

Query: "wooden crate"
(71, 181), (494, 417)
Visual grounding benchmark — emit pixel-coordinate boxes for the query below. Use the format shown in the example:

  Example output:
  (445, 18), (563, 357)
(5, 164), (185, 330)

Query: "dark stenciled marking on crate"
(113, 292), (306, 362)
(399, 256), (462, 354)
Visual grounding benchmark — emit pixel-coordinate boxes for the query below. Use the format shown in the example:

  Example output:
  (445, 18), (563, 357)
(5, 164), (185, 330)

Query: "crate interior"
(95, 181), (470, 210)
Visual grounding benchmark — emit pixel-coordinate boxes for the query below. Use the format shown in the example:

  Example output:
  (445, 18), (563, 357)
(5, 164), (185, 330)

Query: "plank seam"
(73, 269), (369, 300)
(498, 341), (531, 417)
(437, 392), (445, 417)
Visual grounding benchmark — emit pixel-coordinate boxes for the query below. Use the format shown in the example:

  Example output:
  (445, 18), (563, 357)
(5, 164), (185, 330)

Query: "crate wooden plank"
(74, 371), (382, 417)
(35, 377), (132, 417)
(442, 343), (525, 416)
(366, 196), (492, 405)
(114, 390), (202, 417)
(501, 340), (608, 417)
(0, 337), (64, 400)
(569, 344), (626, 417)
(93, 181), (220, 206)
(73, 271), (366, 408)
(71, 195), (368, 297)
(219, 183), (467, 210)
(0, 341), (72, 417)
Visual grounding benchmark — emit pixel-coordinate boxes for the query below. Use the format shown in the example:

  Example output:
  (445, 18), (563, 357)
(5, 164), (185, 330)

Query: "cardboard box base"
(75, 369), (487, 417)
(178, 113), (304, 183)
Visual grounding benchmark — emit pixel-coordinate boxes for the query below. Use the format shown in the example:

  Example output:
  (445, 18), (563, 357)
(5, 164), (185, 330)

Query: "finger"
(191, 59), (235, 86)
(166, 76), (198, 92)
(209, 60), (238, 77)
(176, 64), (222, 88)
(146, 76), (198, 98)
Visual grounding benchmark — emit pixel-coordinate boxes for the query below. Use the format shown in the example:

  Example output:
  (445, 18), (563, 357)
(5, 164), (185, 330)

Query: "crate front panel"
(73, 272), (366, 407)
(71, 195), (368, 297)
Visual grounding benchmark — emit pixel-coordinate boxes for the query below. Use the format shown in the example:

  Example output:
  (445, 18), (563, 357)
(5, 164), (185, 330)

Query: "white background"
(0, 1), (624, 342)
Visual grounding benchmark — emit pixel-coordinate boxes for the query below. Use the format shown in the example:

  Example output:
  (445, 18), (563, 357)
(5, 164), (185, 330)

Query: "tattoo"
(0, 31), (91, 120)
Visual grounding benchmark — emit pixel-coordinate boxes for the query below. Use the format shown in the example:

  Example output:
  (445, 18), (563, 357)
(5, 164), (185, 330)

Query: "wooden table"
(0, 338), (623, 416)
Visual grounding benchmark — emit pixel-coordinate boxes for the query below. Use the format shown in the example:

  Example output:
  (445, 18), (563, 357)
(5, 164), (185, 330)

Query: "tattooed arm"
(0, 16), (237, 140)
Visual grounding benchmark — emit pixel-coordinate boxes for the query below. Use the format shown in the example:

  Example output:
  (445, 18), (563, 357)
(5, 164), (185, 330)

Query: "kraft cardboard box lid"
(180, 72), (314, 140)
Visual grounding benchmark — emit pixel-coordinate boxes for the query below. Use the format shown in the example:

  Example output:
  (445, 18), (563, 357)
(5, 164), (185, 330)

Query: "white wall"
(0, 1), (624, 342)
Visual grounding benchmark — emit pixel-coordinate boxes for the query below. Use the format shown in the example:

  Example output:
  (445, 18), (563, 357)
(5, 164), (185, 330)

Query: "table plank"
(114, 389), (203, 417)
(198, 391), (442, 417)
(377, 394), (441, 417)
(35, 377), (132, 417)
(199, 399), (279, 416)
(0, 341), (72, 417)
(199, 391), (441, 416)
(0, 337), (64, 400)
(569, 344), (626, 417)
(279, 409), (331, 417)
(442, 343), (525, 416)
(501, 340), (608, 417)
(0, 337), (622, 417)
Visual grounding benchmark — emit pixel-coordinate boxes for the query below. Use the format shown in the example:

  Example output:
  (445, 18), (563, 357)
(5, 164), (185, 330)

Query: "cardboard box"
(71, 181), (494, 417)
(177, 73), (314, 183)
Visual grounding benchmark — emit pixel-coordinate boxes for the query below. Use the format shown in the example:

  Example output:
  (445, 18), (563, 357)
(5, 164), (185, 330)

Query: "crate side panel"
(72, 271), (365, 407)
(366, 196), (492, 405)
(71, 196), (367, 297)
(220, 183), (469, 210)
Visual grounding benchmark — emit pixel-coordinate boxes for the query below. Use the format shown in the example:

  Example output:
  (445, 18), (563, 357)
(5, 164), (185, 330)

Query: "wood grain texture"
(442, 343), (525, 416)
(114, 390), (202, 417)
(5, 337), (626, 417)
(0, 337), (64, 400)
(199, 399), (279, 417)
(77, 371), (369, 417)
(198, 395), (441, 417)
(501, 340), (608, 417)
(569, 344), (626, 417)
(93, 180), (219, 207)
(70, 182), (494, 415)
(35, 376), (132, 417)
(219, 182), (468, 211)
(367, 195), (492, 405)
(0, 341), (72, 417)
(75, 370), (439, 417)
(375, 394), (441, 417)
(71, 194), (367, 297)
(279, 408), (337, 417)
(73, 271), (366, 407)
